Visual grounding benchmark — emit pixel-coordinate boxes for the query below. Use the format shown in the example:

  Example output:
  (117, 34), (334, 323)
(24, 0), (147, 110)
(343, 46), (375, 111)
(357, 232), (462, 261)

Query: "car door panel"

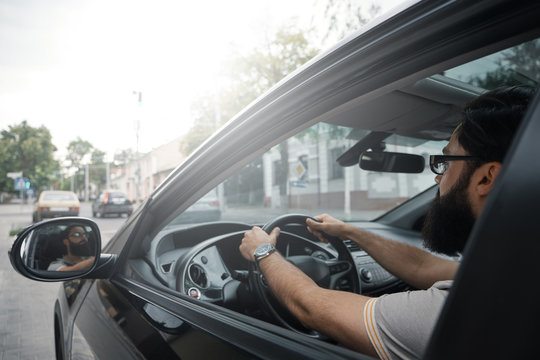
(74, 278), (254, 359)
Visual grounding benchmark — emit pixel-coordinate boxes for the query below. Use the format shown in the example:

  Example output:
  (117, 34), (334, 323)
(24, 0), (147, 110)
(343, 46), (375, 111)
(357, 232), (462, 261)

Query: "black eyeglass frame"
(429, 155), (480, 175)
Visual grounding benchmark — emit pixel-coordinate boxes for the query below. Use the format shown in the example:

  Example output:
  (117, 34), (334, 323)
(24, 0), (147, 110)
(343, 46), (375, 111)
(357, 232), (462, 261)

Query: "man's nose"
(435, 174), (442, 184)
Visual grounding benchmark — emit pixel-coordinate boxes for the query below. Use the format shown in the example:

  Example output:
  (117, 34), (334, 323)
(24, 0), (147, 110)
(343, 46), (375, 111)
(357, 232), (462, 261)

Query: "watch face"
(255, 244), (272, 256)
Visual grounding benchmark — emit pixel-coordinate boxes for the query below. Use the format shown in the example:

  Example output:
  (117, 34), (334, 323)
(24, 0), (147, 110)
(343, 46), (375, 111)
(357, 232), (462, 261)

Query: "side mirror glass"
(9, 217), (101, 281)
(359, 151), (425, 173)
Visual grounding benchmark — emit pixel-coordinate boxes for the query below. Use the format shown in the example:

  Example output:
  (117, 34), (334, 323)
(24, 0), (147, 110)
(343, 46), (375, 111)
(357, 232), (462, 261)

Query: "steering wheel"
(248, 214), (361, 336)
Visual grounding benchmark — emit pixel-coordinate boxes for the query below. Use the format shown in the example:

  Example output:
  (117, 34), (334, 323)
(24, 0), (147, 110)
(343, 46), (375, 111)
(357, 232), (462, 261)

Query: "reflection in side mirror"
(359, 151), (425, 173)
(10, 218), (101, 280)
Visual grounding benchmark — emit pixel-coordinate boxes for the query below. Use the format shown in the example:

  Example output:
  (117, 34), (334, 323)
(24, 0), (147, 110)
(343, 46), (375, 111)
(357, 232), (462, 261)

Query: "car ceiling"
(324, 74), (483, 141)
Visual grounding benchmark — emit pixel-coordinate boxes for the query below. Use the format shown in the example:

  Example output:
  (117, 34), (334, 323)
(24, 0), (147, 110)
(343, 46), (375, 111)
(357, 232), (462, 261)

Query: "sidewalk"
(0, 213), (57, 359)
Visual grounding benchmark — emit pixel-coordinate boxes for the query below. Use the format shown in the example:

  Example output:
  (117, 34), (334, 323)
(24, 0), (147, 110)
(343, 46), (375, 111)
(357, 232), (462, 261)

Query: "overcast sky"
(0, 0), (406, 161)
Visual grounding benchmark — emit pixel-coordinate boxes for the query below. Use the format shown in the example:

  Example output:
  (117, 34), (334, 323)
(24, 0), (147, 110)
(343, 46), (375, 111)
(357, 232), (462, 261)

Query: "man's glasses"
(69, 232), (89, 238)
(429, 155), (479, 175)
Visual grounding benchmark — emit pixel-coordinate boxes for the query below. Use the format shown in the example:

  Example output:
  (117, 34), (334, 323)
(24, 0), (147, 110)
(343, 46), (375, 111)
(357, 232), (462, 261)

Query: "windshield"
(42, 192), (77, 201)
(171, 124), (444, 226)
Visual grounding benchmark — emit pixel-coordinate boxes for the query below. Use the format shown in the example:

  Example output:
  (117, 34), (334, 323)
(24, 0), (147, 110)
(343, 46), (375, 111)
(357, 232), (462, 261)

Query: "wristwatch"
(253, 243), (276, 263)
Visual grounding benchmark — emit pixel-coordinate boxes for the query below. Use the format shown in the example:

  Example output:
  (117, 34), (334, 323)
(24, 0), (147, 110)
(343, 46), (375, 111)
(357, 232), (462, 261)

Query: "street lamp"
(133, 91), (142, 203)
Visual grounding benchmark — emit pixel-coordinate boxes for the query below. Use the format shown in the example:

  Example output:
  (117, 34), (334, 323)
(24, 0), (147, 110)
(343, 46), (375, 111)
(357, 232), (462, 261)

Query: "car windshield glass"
(42, 193), (76, 201)
(167, 126), (444, 226)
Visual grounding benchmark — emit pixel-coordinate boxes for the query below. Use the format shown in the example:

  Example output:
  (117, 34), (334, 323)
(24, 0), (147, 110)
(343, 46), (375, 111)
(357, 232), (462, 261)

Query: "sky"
(0, 0), (406, 162)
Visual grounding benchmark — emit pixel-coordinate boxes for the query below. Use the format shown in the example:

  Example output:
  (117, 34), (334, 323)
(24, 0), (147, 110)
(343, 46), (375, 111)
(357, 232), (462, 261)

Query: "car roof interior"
(325, 74), (481, 139)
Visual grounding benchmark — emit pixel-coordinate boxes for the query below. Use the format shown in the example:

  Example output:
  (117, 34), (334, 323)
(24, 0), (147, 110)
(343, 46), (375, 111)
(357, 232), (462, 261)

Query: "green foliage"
(0, 121), (59, 193)
(113, 148), (136, 167)
(181, 26), (319, 156)
(470, 39), (540, 89)
(65, 137), (108, 193)
(317, 0), (380, 45)
(66, 137), (93, 168)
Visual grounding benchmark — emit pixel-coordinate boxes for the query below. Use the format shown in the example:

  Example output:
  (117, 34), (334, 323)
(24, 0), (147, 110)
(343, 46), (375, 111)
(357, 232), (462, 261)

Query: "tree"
(113, 148), (136, 167)
(90, 149), (107, 188)
(66, 137), (93, 169)
(313, 0), (380, 46)
(181, 26), (319, 156)
(0, 121), (59, 193)
(65, 137), (107, 194)
(469, 39), (540, 89)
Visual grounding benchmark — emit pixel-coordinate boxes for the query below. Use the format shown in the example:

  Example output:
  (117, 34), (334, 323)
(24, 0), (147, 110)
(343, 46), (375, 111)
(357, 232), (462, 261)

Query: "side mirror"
(8, 217), (114, 281)
(359, 151), (425, 173)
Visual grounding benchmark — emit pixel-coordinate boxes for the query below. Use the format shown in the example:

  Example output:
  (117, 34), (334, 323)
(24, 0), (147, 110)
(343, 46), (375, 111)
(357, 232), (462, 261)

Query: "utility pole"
(106, 162), (110, 189)
(133, 91), (142, 203)
(85, 164), (89, 201)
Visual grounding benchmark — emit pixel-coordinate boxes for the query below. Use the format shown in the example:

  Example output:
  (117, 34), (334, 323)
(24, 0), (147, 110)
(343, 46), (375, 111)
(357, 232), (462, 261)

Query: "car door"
(71, 228), (365, 359)
(68, 196), (364, 359)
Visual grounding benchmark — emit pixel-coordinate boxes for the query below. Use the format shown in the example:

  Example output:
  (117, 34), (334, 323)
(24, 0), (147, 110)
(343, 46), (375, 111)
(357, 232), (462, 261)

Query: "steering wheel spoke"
(324, 259), (354, 289)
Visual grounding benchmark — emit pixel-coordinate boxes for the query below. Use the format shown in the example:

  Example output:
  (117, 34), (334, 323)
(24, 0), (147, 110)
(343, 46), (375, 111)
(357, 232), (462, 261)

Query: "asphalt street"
(0, 201), (127, 359)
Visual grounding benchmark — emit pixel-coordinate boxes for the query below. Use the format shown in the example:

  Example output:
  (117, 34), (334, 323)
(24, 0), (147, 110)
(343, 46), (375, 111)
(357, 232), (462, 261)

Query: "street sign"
(14, 177), (28, 191)
(7, 172), (22, 179)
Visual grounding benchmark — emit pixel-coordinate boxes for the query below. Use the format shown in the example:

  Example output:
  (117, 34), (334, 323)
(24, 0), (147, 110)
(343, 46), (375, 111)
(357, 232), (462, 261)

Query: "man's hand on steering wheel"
(306, 213), (350, 243)
(240, 226), (279, 262)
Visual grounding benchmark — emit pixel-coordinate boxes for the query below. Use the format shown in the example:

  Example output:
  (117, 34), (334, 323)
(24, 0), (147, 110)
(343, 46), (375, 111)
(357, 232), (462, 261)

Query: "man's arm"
(306, 214), (458, 290)
(57, 257), (95, 272)
(240, 226), (379, 357)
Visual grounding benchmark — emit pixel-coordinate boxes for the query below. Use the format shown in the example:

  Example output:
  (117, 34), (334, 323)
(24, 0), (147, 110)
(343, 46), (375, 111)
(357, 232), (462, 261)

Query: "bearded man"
(239, 85), (535, 359)
(47, 225), (96, 272)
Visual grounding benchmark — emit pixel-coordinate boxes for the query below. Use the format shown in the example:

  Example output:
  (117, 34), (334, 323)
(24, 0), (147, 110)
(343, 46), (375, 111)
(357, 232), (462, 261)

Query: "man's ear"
(473, 162), (502, 196)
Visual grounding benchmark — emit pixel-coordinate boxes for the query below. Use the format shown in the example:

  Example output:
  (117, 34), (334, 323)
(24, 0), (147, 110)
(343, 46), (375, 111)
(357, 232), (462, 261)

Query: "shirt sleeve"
(364, 298), (392, 360)
(47, 259), (64, 271)
(363, 282), (451, 360)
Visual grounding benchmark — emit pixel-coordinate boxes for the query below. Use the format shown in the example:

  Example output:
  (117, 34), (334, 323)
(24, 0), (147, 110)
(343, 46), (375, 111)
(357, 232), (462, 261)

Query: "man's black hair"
(456, 85), (536, 163)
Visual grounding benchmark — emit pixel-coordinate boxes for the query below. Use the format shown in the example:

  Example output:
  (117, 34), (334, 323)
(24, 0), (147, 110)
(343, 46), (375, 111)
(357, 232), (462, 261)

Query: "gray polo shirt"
(363, 280), (452, 360)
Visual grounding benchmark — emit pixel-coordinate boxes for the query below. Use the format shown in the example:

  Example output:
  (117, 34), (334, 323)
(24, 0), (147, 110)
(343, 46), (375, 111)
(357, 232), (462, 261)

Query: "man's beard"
(421, 172), (476, 257)
(69, 241), (93, 256)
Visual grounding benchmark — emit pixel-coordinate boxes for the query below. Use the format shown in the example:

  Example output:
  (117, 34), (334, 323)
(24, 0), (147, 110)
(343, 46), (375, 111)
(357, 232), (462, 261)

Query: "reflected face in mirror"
(47, 225), (96, 272)
(64, 226), (93, 257)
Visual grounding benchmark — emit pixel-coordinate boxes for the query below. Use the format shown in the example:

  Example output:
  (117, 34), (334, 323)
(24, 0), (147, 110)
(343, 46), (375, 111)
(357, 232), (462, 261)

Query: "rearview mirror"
(359, 151), (425, 173)
(9, 217), (101, 281)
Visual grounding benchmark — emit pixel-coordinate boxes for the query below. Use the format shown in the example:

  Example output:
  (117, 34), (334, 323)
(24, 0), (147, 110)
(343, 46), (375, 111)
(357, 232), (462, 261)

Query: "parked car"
(32, 190), (80, 223)
(9, 1), (540, 359)
(170, 189), (221, 224)
(92, 191), (133, 218)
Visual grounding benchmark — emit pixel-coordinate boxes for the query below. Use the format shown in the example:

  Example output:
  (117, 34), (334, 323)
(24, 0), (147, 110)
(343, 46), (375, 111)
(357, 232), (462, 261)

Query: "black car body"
(92, 191), (133, 218)
(9, 1), (540, 359)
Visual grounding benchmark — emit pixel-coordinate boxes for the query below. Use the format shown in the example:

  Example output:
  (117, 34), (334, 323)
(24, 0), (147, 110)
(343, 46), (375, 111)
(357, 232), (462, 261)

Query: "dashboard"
(135, 220), (425, 311)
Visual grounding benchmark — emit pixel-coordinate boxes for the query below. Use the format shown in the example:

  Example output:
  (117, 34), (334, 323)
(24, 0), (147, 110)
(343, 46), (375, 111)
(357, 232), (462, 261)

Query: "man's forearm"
(256, 251), (377, 356)
(257, 252), (319, 326)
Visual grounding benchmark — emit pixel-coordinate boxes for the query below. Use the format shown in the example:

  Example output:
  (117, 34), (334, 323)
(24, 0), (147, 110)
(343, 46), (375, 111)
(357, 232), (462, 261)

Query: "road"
(0, 201), (129, 359)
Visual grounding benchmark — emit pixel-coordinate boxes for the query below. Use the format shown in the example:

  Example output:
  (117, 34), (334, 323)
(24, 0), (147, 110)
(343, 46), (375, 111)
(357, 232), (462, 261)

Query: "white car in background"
(32, 190), (80, 222)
